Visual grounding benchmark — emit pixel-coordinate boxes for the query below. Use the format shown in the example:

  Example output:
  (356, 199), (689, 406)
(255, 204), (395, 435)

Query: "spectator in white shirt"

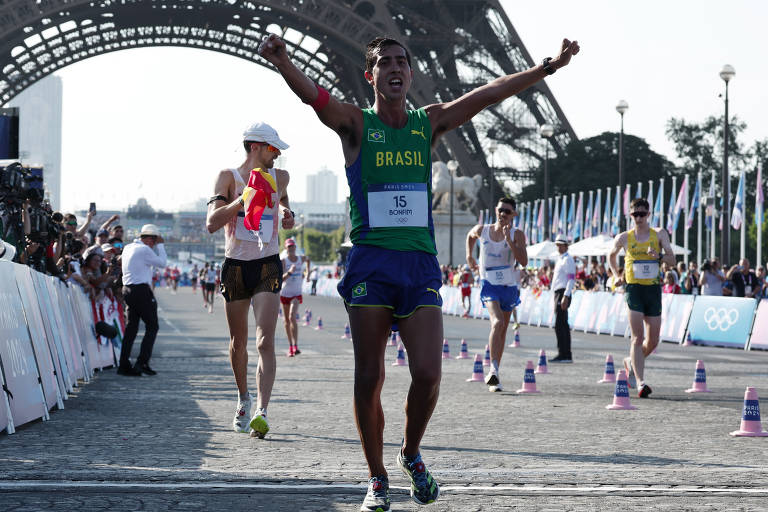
(550, 235), (575, 363)
(118, 224), (167, 377)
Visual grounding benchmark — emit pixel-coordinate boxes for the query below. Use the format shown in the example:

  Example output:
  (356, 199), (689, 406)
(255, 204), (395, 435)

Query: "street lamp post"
(488, 141), (498, 210)
(447, 160), (459, 267)
(539, 124), (554, 239)
(616, 100), (629, 232)
(720, 64), (735, 266)
(299, 214), (305, 254)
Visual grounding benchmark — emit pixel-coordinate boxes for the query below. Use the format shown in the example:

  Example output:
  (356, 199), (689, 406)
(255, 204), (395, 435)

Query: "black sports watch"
(541, 57), (556, 75)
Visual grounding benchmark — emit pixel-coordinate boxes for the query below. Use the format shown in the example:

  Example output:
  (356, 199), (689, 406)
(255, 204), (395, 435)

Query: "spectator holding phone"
(699, 259), (725, 296)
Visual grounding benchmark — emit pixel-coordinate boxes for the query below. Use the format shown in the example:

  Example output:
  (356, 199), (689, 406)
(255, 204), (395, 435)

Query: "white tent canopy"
(567, 233), (691, 257)
(526, 240), (559, 260)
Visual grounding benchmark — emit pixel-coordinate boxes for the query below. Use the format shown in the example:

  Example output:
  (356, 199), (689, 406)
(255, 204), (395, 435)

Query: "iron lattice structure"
(0, 0), (575, 209)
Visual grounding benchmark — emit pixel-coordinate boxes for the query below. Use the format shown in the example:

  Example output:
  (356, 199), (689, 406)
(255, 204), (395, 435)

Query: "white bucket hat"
(140, 224), (161, 237)
(243, 122), (289, 150)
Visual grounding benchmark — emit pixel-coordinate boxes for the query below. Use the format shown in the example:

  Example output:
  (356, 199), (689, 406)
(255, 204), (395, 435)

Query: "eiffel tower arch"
(0, 0), (575, 209)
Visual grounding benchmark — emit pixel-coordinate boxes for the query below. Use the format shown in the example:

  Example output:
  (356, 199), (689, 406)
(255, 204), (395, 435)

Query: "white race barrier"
(0, 260), (108, 434)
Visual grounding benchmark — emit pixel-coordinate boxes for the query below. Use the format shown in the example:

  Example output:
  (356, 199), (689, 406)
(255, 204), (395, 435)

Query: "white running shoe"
(484, 368), (499, 387)
(233, 395), (252, 433)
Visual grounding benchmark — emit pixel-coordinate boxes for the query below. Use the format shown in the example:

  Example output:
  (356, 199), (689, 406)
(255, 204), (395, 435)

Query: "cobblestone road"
(2, 286), (768, 510)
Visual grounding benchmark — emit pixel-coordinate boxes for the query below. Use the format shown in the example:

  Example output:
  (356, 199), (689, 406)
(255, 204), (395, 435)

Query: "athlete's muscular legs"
(486, 301), (512, 364)
(643, 315), (661, 357)
(251, 292), (279, 411)
(225, 299), (251, 395)
(289, 299), (300, 346)
(282, 302), (295, 346)
(348, 306), (392, 477)
(399, 307), (443, 458)
(628, 309), (646, 381)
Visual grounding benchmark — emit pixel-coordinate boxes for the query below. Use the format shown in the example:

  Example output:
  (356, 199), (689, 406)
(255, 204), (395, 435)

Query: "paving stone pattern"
(2, 286), (768, 510)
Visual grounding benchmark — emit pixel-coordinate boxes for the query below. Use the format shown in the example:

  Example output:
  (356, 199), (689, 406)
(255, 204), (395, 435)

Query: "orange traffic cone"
(466, 354), (484, 382)
(730, 387), (768, 437)
(456, 339), (470, 359)
(685, 360), (712, 393)
(392, 343), (407, 366)
(605, 369), (637, 410)
(516, 361), (540, 394)
(597, 354), (617, 384)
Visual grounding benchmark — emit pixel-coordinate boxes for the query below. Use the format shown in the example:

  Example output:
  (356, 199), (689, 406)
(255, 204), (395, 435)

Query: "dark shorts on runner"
(203, 282), (214, 292)
(337, 245), (442, 318)
(625, 283), (662, 317)
(220, 255), (282, 302)
(479, 281), (521, 312)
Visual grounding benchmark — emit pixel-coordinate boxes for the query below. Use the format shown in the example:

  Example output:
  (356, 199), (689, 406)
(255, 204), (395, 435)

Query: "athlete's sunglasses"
(630, 211), (649, 218)
(496, 207), (514, 215)
(253, 142), (280, 153)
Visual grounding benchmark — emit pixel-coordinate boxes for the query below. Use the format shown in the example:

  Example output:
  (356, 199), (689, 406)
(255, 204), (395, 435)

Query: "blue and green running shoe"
(360, 476), (390, 512)
(396, 449), (440, 505)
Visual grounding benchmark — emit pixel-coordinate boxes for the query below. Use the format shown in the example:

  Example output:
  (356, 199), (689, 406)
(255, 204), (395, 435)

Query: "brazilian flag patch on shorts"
(352, 283), (367, 298)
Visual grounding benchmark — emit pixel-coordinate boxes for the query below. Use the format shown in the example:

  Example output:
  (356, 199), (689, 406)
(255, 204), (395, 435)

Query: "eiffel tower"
(0, 0), (575, 209)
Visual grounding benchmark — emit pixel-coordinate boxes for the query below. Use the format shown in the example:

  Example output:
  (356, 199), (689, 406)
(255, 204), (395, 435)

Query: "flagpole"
(711, 169), (717, 260)
(758, 163), (764, 268)
(697, 170), (702, 268)
(637, 181), (642, 199)
(647, 180), (654, 224)
(683, 174), (689, 266)
(741, 169), (746, 261)
(670, 175), (678, 247)
(659, 178), (665, 234)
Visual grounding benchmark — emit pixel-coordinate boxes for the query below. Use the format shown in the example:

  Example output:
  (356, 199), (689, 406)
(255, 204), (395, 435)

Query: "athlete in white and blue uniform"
(466, 197), (528, 392)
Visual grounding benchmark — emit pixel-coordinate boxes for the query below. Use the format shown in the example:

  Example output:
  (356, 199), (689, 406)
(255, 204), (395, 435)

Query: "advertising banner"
(46, 278), (87, 382)
(0, 262), (47, 428)
(30, 271), (73, 394)
(660, 294), (695, 344)
(748, 300), (768, 350)
(572, 291), (598, 332)
(12, 264), (61, 410)
(687, 296), (756, 348)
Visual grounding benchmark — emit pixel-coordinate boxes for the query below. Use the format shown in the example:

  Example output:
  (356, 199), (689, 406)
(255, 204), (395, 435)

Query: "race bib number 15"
(367, 183), (428, 228)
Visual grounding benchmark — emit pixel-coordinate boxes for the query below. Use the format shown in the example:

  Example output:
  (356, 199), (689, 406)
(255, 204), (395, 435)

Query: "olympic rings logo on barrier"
(703, 307), (739, 332)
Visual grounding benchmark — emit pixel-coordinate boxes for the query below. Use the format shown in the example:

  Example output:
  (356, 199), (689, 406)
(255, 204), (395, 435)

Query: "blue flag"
(611, 188), (620, 235)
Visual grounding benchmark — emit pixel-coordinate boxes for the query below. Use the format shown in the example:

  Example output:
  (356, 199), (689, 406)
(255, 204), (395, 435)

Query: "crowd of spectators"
(440, 256), (768, 301)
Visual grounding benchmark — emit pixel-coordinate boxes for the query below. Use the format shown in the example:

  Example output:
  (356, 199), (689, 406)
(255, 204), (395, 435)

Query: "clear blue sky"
(55, 0), (766, 213)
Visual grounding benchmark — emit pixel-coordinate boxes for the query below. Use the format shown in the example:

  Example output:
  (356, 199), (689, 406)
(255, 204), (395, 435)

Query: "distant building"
(292, 201), (346, 232)
(9, 75), (63, 210)
(307, 169), (338, 204)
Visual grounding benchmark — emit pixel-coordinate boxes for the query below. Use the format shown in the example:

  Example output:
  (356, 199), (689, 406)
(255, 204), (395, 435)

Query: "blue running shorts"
(479, 280), (521, 312)
(338, 245), (443, 318)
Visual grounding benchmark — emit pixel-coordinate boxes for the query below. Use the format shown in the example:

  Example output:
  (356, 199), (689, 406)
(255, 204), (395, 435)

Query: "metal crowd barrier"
(302, 278), (767, 351)
(0, 260), (122, 435)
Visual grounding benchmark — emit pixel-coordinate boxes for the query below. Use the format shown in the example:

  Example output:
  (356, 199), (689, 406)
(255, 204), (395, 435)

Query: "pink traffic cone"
(730, 387), (768, 437)
(683, 330), (693, 346)
(341, 323), (351, 340)
(605, 369), (637, 410)
(442, 339), (451, 359)
(278, 307), (283, 318)
(314, 317), (323, 330)
(466, 354), (484, 382)
(483, 345), (491, 367)
(456, 339), (470, 359)
(389, 331), (397, 347)
(509, 330), (521, 348)
(685, 360), (712, 393)
(534, 349), (549, 374)
(392, 343), (407, 366)
(302, 309), (310, 326)
(516, 360), (540, 394)
(598, 354), (617, 384)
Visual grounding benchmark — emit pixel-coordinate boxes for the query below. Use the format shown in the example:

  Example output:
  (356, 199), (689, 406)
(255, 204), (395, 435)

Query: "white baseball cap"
(243, 122), (289, 150)
(140, 224), (161, 237)
(554, 235), (569, 245)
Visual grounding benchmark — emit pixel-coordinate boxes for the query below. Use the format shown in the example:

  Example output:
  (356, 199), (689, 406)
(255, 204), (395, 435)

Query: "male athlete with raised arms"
(608, 197), (675, 398)
(259, 33), (579, 511)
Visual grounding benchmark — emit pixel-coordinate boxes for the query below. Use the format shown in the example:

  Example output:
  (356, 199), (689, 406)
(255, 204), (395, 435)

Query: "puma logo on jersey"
(411, 127), (427, 140)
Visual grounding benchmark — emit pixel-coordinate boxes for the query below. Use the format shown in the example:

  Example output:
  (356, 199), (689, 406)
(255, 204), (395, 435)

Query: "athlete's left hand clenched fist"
(282, 209), (295, 229)
(552, 38), (580, 70)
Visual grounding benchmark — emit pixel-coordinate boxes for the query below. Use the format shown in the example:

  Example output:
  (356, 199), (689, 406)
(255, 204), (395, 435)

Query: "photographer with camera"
(698, 258), (725, 296)
(725, 258), (760, 298)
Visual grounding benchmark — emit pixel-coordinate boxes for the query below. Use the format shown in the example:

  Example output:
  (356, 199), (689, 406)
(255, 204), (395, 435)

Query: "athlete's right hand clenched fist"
(258, 34), (287, 65)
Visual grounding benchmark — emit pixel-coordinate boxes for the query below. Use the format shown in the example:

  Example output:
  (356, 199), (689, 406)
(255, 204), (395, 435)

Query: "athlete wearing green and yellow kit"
(623, 229), (663, 317)
(338, 107), (443, 317)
